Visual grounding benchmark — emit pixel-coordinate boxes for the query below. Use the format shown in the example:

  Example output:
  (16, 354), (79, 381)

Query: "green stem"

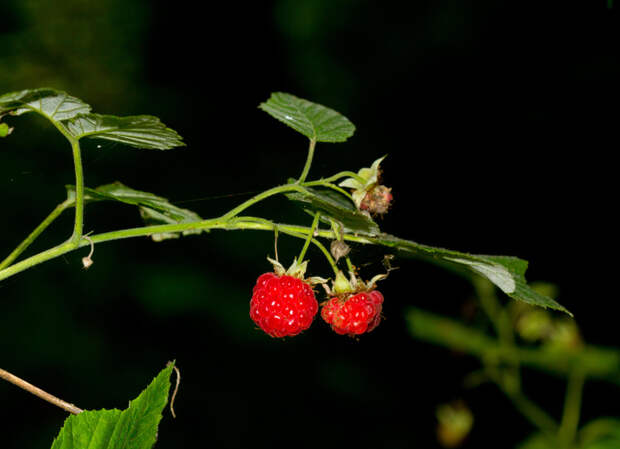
(0, 240), (78, 282)
(301, 180), (354, 201)
(558, 370), (586, 447)
(297, 138), (316, 183)
(487, 366), (559, 436)
(297, 212), (320, 264)
(0, 200), (71, 270)
(320, 170), (366, 185)
(70, 139), (85, 243)
(314, 239), (339, 276)
(345, 257), (355, 273)
(507, 388), (559, 436)
(220, 183), (307, 220)
(474, 279), (560, 437)
(474, 277), (521, 389)
(475, 278), (499, 323)
(0, 216), (355, 282)
(283, 228), (339, 276)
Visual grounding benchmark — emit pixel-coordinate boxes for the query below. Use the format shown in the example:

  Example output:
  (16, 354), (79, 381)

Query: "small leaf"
(286, 186), (380, 236)
(0, 88), (91, 121)
(51, 364), (174, 449)
(66, 182), (203, 240)
(259, 92), (355, 142)
(65, 113), (185, 150)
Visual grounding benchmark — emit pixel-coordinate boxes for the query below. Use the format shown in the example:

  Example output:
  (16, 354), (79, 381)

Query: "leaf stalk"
(297, 138), (316, 183)
(70, 139), (85, 243)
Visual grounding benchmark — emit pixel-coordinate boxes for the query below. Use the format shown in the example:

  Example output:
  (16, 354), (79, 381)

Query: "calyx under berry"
(267, 257), (328, 285)
(324, 269), (387, 297)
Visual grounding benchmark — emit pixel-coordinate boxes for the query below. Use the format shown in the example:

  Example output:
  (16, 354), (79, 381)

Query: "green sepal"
(339, 155), (387, 208)
(266, 257), (328, 285)
(332, 270), (354, 295)
(328, 270), (387, 297)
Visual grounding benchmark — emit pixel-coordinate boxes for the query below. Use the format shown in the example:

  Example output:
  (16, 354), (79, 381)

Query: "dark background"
(0, 1), (616, 448)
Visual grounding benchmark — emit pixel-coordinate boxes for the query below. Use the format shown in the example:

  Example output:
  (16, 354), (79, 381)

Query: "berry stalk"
(297, 212), (320, 264)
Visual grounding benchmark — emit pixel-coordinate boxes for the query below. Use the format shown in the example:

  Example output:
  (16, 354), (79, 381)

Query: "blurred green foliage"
(0, 0), (149, 109)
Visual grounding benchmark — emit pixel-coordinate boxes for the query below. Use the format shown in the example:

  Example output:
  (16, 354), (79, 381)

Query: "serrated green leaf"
(0, 88), (91, 121)
(64, 113), (185, 150)
(51, 364), (174, 449)
(51, 409), (123, 449)
(285, 186), (380, 236)
(259, 92), (355, 142)
(66, 182), (203, 240)
(0, 88), (184, 150)
(372, 233), (571, 315)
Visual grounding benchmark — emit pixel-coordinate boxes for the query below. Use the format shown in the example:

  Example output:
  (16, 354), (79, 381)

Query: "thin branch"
(559, 370), (586, 446)
(0, 199), (71, 270)
(0, 367), (83, 415)
(487, 366), (558, 436)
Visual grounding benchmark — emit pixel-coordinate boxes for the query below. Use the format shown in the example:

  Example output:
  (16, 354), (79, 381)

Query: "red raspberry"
(250, 273), (318, 337)
(321, 290), (384, 336)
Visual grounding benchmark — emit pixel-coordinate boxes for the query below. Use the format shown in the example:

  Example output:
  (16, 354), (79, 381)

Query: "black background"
(0, 1), (617, 448)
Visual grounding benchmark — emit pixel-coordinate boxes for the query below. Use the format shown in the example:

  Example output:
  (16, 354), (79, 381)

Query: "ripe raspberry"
(250, 272), (319, 337)
(360, 185), (393, 215)
(321, 290), (384, 336)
